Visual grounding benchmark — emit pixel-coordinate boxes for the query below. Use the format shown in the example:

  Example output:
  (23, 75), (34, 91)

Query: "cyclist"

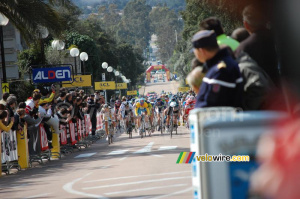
(119, 101), (134, 132)
(165, 96), (181, 130)
(155, 97), (166, 131)
(183, 96), (196, 125)
(114, 100), (121, 131)
(135, 98), (150, 134)
(147, 97), (155, 131)
(100, 104), (113, 140)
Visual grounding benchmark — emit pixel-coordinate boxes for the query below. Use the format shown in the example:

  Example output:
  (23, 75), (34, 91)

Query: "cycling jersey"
(135, 102), (150, 116)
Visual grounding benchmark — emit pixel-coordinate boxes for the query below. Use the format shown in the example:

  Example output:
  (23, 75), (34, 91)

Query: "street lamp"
(80, 52), (88, 74)
(51, 40), (65, 50)
(0, 13), (9, 83)
(102, 62), (108, 69)
(114, 71), (120, 76)
(107, 66), (113, 73)
(70, 47), (79, 75)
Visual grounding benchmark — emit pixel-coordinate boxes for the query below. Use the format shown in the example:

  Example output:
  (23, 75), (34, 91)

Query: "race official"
(192, 30), (243, 108)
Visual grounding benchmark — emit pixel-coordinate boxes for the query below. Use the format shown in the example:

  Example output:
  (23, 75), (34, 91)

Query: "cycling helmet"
(156, 97), (161, 101)
(115, 100), (121, 106)
(103, 104), (108, 108)
(140, 98), (145, 105)
(123, 101), (129, 106)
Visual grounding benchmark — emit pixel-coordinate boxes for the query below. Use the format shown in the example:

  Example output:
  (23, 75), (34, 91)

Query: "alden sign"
(32, 67), (72, 83)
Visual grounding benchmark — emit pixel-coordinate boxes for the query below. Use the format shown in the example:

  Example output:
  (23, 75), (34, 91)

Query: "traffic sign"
(178, 87), (190, 92)
(95, 81), (116, 90)
(2, 83), (9, 93)
(62, 75), (92, 88)
(116, 83), (127, 89)
(127, 90), (138, 95)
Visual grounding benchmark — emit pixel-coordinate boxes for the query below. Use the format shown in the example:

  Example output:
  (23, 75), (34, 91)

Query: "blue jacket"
(195, 48), (243, 108)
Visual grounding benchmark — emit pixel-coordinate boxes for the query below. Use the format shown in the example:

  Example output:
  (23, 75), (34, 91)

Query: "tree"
(0, 0), (75, 42)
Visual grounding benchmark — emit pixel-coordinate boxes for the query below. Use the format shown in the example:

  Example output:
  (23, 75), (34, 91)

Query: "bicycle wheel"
(170, 114), (173, 138)
(160, 116), (163, 135)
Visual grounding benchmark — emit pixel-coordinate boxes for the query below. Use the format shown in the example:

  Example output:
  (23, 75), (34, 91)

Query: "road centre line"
(105, 184), (187, 195)
(134, 142), (154, 153)
(158, 146), (177, 150)
(151, 154), (163, 158)
(108, 150), (128, 155)
(83, 176), (191, 190)
(23, 193), (51, 199)
(151, 187), (193, 199)
(74, 153), (96, 158)
(84, 171), (191, 183)
(63, 172), (107, 199)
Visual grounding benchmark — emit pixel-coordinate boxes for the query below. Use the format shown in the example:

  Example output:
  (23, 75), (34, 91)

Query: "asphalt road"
(0, 81), (193, 199)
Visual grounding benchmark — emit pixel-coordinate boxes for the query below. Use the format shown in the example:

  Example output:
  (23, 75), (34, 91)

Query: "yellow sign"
(127, 90), (137, 95)
(2, 83), (9, 93)
(62, 75), (92, 87)
(154, 65), (162, 70)
(116, 83), (127, 89)
(178, 87), (190, 92)
(95, 81), (116, 90)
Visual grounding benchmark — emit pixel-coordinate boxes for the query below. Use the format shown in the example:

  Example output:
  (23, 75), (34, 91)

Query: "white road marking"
(107, 150), (128, 155)
(151, 187), (193, 199)
(158, 146), (177, 151)
(83, 176), (190, 190)
(105, 184), (187, 195)
(23, 193), (51, 199)
(84, 171), (191, 183)
(119, 156), (128, 161)
(63, 172), (107, 199)
(134, 142), (154, 154)
(99, 165), (111, 169)
(151, 154), (163, 158)
(74, 153), (96, 158)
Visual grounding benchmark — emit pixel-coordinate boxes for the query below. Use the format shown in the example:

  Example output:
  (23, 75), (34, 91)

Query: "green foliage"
(10, 81), (35, 103)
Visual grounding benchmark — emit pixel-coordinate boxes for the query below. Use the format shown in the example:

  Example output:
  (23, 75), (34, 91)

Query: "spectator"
(200, 17), (240, 51)
(0, 92), (9, 106)
(39, 85), (56, 105)
(0, 110), (14, 132)
(6, 95), (17, 119)
(18, 102), (26, 109)
(191, 30), (243, 108)
(25, 93), (41, 114)
(234, 3), (280, 85)
(186, 67), (206, 94)
(12, 108), (25, 132)
(231, 27), (250, 43)
(88, 94), (99, 135)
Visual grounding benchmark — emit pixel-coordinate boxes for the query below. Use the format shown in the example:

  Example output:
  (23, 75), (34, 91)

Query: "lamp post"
(114, 70), (119, 97)
(80, 52), (88, 75)
(37, 26), (49, 64)
(0, 13), (9, 83)
(70, 48), (79, 75)
(101, 62), (108, 104)
(51, 39), (65, 50)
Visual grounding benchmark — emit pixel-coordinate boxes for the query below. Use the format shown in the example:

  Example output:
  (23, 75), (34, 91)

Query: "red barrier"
(68, 121), (77, 145)
(60, 124), (67, 145)
(77, 119), (83, 141)
(84, 115), (91, 136)
(39, 124), (49, 151)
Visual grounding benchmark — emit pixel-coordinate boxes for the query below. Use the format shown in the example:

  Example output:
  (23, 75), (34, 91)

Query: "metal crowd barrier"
(0, 112), (106, 176)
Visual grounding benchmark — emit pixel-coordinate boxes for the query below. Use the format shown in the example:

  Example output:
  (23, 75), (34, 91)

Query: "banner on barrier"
(39, 125), (49, 151)
(60, 125), (67, 145)
(1, 130), (18, 163)
(68, 121), (77, 145)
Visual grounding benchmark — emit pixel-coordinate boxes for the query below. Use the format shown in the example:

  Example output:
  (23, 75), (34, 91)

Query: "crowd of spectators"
(187, 3), (278, 111)
(0, 86), (107, 151)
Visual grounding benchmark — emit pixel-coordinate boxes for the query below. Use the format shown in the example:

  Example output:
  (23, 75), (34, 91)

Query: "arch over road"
(146, 65), (170, 82)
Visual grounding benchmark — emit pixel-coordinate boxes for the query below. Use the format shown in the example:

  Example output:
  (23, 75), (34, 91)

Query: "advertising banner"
(1, 130), (18, 163)
(94, 81), (116, 90)
(116, 83), (128, 89)
(62, 75), (92, 87)
(32, 66), (72, 83)
(127, 90), (138, 95)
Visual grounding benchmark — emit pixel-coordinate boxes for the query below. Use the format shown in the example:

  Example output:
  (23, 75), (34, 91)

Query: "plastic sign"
(116, 83), (127, 89)
(95, 81), (116, 90)
(2, 83), (9, 93)
(127, 90), (137, 95)
(62, 75), (92, 88)
(32, 67), (72, 83)
(178, 87), (190, 92)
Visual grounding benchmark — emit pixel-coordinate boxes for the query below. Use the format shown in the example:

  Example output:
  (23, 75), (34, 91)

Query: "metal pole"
(74, 57), (77, 75)
(81, 60), (85, 75)
(0, 26), (7, 83)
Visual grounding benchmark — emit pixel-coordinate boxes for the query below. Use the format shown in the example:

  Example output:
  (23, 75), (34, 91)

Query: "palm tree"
(0, 0), (75, 42)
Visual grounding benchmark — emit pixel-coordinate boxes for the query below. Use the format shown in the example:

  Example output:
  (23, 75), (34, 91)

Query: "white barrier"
(1, 130), (18, 163)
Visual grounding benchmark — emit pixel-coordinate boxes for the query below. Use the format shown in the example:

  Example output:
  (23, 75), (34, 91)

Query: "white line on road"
(119, 156), (128, 161)
(107, 150), (128, 155)
(63, 172), (107, 199)
(151, 187), (193, 199)
(23, 193), (51, 199)
(105, 184), (187, 195)
(134, 142), (154, 154)
(83, 176), (190, 190)
(158, 146), (177, 151)
(74, 153), (96, 158)
(151, 154), (163, 158)
(84, 171), (190, 183)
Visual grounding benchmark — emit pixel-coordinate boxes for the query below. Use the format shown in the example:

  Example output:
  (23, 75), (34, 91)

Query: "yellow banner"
(17, 125), (29, 169)
(95, 81), (116, 90)
(127, 90), (137, 95)
(178, 87), (190, 92)
(62, 75), (92, 87)
(154, 65), (162, 70)
(116, 83), (127, 89)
